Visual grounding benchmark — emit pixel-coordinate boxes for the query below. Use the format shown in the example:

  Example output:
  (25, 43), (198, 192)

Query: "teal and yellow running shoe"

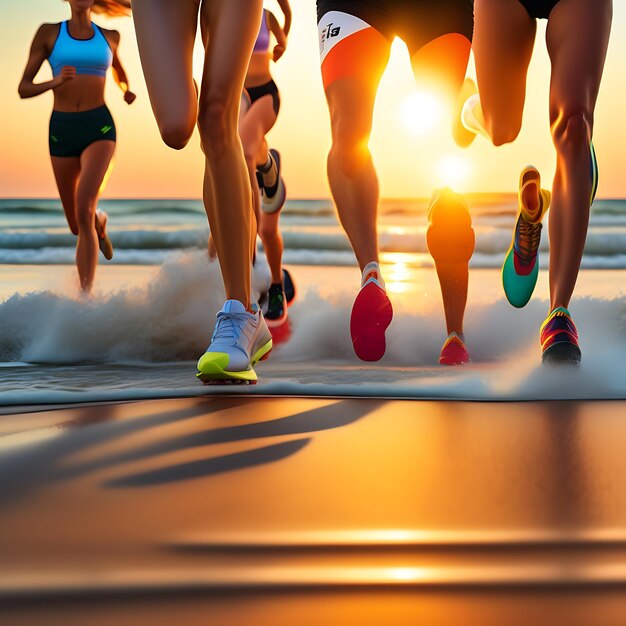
(540, 307), (581, 366)
(502, 166), (551, 308)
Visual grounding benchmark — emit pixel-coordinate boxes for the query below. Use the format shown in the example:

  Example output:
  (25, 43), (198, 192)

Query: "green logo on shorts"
(101, 125), (113, 135)
(50, 135), (58, 143)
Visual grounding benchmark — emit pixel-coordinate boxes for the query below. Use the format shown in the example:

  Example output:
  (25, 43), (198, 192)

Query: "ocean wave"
(0, 251), (624, 404)
(0, 252), (270, 363)
(1, 224), (625, 255)
(2, 247), (626, 269)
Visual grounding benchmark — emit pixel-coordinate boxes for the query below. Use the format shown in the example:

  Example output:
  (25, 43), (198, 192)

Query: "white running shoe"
(197, 300), (272, 384)
(260, 149), (286, 214)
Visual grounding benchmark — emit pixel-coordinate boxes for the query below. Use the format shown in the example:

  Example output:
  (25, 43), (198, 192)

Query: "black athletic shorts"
(317, 0), (474, 54)
(246, 79), (281, 116)
(518, 0), (560, 19)
(49, 105), (116, 157)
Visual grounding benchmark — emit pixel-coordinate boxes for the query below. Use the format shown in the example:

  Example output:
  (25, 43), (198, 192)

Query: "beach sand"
(2, 396), (626, 624)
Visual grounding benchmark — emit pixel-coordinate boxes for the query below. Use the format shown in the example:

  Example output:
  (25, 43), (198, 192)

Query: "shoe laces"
(515, 217), (542, 262)
(212, 310), (253, 345)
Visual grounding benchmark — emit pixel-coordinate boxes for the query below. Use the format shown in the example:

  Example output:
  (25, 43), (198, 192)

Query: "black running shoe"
(283, 268), (296, 305)
(265, 282), (287, 327)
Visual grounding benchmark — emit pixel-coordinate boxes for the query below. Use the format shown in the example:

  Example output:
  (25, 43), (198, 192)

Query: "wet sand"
(2, 396), (626, 624)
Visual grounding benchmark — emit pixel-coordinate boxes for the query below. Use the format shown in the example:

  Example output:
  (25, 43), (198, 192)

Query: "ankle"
(361, 261), (383, 287)
(257, 154), (273, 174)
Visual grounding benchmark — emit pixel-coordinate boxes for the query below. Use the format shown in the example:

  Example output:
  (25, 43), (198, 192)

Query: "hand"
(273, 43), (285, 62)
(124, 90), (137, 105)
(54, 66), (76, 87)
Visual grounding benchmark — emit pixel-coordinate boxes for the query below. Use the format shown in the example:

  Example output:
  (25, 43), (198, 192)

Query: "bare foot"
(95, 209), (114, 260)
(95, 209), (107, 239)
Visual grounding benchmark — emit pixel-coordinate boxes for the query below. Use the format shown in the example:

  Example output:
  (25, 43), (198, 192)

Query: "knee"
(69, 224), (79, 237)
(198, 95), (237, 155)
(75, 205), (96, 231)
(242, 139), (258, 167)
(489, 120), (521, 147)
(258, 219), (278, 242)
(159, 120), (194, 150)
(329, 122), (371, 178)
(551, 109), (591, 153)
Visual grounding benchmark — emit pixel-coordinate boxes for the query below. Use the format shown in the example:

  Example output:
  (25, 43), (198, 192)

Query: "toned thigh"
(239, 95), (277, 160)
(546, 0), (612, 126)
(76, 141), (116, 208)
(51, 156), (81, 234)
(199, 0), (263, 114)
(411, 33), (471, 100)
(132, 0), (200, 141)
(473, 0), (537, 131)
(319, 12), (391, 145)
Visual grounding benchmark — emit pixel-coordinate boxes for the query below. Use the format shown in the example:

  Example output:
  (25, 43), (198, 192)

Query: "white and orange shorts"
(317, 0), (474, 90)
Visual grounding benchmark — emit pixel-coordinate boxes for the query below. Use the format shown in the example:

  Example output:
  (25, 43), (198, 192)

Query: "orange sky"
(2, 0), (626, 199)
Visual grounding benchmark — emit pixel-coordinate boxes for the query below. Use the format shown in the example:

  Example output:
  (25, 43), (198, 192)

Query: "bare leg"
(258, 211), (284, 284)
(198, 0), (263, 308)
(546, 0), (612, 310)
(411, 34), (472, 338)
(74, 141), (116, 292)
(325, 60), (390, 272)
(411, 33), (471, 101)
(468, 0), (537, 146)
(131, 0), (200, 149)
(51, 156), (81, 236)
(240, 95), (281, 283)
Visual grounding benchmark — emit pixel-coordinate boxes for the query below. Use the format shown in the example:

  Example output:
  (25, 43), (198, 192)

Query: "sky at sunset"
(2, 0), (626, 199)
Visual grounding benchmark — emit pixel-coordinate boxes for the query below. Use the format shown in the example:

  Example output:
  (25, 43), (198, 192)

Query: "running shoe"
(350, 262), (393, 362)
(265, 282), (287, 327)
(540, 306), (581, 366)
(283, 267), (296, 305)
(197, 300), (272, 384)
(502, 166), (551, 308)
(260, 149), (286, 214)
(439, 332), (470, 366)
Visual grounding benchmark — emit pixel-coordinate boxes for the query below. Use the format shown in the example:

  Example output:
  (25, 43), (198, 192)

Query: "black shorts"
(518, 0), (560, 19)
(246, 79), (281, 116)
(49, 105), (116, 158)
(317, 0), (474, 54)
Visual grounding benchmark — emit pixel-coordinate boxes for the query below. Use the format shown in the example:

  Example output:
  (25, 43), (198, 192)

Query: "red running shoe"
(439, 332), (470, 366)
(350, 264), (393, 362)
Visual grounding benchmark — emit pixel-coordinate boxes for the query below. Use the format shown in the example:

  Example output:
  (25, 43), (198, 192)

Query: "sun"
(400, 91), (444, 136)
(437, 155), (470, 188)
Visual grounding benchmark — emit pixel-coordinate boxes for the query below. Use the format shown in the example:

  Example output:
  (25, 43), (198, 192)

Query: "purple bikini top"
(253, 10), (270, 53)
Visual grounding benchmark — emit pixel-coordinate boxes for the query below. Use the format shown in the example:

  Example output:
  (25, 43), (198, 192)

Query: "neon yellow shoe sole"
(196, 338), (273, 385)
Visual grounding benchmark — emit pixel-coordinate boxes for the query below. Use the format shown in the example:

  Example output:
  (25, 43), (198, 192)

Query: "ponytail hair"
(92, 0), (131, 17)
(64, 0), (131, 17)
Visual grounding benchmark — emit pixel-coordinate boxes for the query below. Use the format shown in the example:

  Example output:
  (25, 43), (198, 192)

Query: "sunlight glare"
(437, 155), (470, 188)
(400, 91), (444, 136)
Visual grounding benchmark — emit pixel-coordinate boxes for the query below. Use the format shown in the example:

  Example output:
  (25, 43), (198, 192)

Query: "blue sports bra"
(48, 21), (112, 78)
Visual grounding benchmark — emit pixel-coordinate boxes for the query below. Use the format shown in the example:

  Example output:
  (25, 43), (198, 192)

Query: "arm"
(268, 11), (288, 63)
(18, 24), (74, 99)
(107, 30), (136, 104)
(276, 0), (292, 36)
